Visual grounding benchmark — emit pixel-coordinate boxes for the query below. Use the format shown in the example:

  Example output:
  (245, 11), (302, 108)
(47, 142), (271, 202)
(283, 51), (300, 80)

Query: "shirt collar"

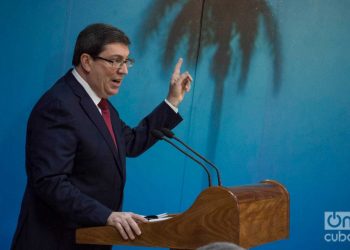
(72, 68), (101, 106)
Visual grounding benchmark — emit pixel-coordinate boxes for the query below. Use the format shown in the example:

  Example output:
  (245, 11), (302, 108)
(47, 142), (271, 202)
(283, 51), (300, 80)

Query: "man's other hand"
(106, 212), (147, 240)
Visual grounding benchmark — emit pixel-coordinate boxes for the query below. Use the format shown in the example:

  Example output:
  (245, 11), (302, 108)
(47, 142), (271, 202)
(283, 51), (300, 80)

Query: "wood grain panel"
(76, 180), (289, 249)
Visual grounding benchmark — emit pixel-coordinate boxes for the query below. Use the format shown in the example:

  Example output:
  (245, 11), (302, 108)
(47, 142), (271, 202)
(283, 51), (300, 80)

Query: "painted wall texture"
(1, 0), (349, 249)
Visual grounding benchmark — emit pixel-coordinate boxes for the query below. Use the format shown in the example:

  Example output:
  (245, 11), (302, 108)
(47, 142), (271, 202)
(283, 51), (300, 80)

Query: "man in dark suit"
(11, 23), (192, 250)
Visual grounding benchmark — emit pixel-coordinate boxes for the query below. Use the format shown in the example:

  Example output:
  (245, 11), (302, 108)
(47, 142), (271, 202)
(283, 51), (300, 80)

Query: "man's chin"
(107, 89), (119, 97)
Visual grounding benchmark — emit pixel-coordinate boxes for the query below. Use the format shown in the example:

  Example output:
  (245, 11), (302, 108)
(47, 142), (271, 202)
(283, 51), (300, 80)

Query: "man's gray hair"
(197, 242), (245, 250)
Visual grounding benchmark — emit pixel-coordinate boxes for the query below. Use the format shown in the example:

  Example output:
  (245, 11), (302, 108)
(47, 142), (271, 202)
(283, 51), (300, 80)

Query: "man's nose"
(118, 63), (128, 74)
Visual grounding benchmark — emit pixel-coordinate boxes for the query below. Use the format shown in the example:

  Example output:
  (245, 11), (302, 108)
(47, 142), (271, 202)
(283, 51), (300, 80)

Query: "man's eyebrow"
(108, 55), (131, 60)
(107, 54), (124, 58)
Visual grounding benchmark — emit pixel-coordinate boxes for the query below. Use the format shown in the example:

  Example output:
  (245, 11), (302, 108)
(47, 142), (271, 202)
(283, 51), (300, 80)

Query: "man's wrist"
(165, 99), (179, 113)
(166, 95), (180, 107)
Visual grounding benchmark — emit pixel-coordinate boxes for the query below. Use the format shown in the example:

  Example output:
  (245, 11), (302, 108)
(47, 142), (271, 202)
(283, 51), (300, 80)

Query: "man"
(11, 23), (192, 249)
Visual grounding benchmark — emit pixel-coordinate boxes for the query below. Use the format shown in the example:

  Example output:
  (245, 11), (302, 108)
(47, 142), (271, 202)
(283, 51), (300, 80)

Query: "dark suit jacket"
(11, 70), (182, 250)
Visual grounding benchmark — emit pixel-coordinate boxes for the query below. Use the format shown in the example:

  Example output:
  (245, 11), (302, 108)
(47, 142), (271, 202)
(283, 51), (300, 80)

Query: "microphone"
(151, 129), (212, 187)
(160, 128), (222, 186)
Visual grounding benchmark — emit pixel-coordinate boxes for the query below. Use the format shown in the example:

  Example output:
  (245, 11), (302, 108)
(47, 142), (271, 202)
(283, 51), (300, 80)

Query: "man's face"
(87, 43), (130, 98)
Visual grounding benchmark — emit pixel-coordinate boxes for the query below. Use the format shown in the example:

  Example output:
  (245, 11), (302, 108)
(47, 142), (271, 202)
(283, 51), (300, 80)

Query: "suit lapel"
(109, 105), (126, 181)
(64, 71), (124, 178)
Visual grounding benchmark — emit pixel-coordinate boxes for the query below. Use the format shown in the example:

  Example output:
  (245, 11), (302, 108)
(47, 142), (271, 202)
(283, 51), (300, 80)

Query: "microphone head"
(151, 129), (165, 139)
(160, 128), (175, 138)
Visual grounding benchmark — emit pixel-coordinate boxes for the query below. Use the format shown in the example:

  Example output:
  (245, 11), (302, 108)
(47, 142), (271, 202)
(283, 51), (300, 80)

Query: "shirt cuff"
(164, 99), (179, 113)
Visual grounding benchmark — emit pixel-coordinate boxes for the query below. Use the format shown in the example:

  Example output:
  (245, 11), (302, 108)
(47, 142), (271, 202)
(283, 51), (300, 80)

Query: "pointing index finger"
(173, 58), (183, 76)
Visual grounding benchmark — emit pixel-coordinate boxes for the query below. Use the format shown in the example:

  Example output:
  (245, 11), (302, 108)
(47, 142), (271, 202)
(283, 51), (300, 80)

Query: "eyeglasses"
(93, 56), (134, 69)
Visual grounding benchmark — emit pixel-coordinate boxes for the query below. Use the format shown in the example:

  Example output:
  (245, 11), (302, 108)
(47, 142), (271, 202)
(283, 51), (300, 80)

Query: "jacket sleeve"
(27, 98), (112, 226)
(120, 101), (183, 157)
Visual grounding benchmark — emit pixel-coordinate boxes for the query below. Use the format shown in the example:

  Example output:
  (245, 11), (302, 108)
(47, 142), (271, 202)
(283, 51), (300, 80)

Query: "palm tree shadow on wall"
(138, 0), (281, 161)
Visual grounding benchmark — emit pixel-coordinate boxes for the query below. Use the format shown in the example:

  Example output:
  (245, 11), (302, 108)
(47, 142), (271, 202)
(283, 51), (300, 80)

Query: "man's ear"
(80, 53), (92, 72)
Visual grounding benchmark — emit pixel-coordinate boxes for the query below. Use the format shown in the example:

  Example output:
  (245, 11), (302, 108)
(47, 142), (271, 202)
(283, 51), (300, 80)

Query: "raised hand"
(166, 58), (193, 107)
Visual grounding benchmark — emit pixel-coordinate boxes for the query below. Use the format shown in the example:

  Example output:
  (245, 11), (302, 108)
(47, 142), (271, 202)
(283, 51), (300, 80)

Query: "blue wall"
(1, 0), (350, 249)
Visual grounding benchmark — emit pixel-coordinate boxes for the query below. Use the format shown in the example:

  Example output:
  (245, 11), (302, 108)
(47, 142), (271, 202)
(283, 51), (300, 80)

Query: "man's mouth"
(112, 79), (122, 84)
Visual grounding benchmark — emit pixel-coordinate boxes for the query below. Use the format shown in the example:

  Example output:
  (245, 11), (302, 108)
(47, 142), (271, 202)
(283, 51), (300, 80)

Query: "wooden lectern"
(76, 180), (289, 249)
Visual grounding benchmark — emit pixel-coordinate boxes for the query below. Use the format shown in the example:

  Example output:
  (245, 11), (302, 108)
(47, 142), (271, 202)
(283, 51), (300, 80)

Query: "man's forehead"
(101, 43), (130, 56)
